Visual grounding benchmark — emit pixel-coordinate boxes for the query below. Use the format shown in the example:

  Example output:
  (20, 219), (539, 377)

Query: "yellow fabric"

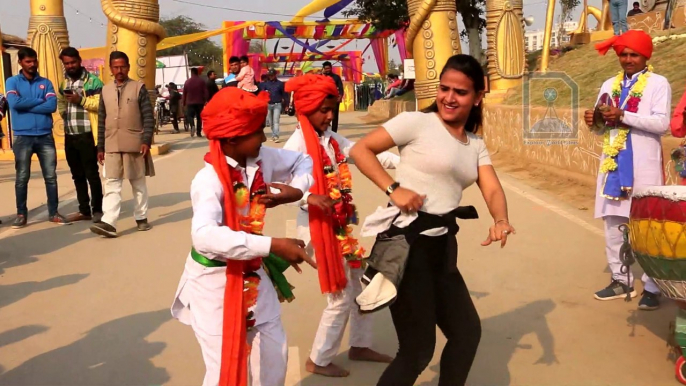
(156, 23), (255, 51)
(292, 0), (342, 21)
(629, 219), (686, 259)
(75, 23), (255, 61)
(340, 82), (354, 112)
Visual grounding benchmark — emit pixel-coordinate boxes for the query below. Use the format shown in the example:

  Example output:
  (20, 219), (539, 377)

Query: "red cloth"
(285, 74), (347, 295)
(594, 30), (653, 59)
(672, 87), (686, 138)
(200, 87), (269, 386)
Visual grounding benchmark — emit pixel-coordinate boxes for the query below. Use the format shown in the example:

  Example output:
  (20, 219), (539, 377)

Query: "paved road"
(0, 112), (679, 386)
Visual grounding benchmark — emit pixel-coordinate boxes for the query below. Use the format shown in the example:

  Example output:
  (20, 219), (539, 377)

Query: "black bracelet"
(385, 182), (400, 196)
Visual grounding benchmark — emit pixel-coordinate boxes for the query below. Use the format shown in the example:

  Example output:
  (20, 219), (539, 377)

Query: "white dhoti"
(297, 213), (374, 367)
(171, 255), (287, 386)
(310, 265), (374, 366)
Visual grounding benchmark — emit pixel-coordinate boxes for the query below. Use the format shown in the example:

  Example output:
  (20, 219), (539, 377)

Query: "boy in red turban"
(584, 30), (669, 310)
(283, 74), (399, 377)
(171, 87), (317, 386)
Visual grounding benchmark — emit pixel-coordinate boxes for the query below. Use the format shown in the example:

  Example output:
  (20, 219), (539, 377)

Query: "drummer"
(583, 30), (670, 310)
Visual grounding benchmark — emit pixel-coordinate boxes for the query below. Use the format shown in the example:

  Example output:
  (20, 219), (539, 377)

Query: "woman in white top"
(350, 54), (516, 385)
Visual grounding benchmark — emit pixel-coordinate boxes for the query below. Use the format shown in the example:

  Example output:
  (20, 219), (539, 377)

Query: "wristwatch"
(385, 182), (400, 196)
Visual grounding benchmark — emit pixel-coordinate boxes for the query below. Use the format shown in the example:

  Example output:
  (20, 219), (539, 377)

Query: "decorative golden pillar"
(101, 0), (166, 100)
(405, 0), (461, 110)
(569, 0), (613, 44)
(486, 0), (525, 92)
(27, 0), (70, 149)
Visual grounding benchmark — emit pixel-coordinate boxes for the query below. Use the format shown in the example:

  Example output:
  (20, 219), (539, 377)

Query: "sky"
(0, 0), (598, 73)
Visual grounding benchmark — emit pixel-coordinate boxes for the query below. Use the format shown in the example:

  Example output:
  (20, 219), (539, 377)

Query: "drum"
(629, 186), (686, 301)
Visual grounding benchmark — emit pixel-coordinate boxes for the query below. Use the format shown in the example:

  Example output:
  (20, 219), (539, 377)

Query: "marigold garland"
(321, 137), (366, 269)
(600, 66), (652, 174)
(229, 164), (268, 331)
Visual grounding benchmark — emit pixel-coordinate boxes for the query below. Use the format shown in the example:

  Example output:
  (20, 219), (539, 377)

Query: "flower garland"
(229, 164), (267, 331)
(599, 65), (653, 174)
(320, 137), (366, 269)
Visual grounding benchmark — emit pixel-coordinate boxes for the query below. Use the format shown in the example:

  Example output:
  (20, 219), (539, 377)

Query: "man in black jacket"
(206, 70), (220, 101)
(322, 61), (344, 132)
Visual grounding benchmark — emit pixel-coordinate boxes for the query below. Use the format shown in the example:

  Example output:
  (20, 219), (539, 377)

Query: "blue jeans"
(13, 134), (59, 217)
(267, 103), (281, 138)
(610, 0), (628, 35)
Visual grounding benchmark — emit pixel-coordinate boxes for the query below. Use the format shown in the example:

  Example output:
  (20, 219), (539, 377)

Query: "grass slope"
(502, 28), (686, 111)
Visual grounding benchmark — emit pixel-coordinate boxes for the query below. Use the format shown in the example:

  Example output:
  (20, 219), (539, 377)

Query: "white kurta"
(283, 127), (399, 366)
(594, 73), (671, 219)
(171, 146), (313, 386)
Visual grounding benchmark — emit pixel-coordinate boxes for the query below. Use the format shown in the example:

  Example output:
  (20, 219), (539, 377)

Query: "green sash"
(190, 248), (295, 303)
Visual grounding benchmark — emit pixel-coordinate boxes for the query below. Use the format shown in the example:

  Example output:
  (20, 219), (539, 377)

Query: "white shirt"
(171, 146), (314, 333)
(362, 111), (492, 237)
(593, 71), (671, 219)
(283, 126), (399, 246)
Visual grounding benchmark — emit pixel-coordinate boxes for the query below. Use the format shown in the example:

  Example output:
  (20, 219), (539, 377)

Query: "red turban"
(200, 87), (269, 386)
(285, 74), (347, 295)
(595, 30), (653, 59)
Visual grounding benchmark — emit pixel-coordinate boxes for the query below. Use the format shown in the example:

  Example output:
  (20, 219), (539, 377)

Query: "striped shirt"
(63, 70), (92, 134)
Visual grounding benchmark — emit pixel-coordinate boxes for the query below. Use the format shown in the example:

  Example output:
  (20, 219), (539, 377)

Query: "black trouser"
(331, 102), (340, 132)
(377, 235), (481, 386)
(186, 104), (204, 136)
(65, 132), (103, 216)
(170, 107), (180, 131)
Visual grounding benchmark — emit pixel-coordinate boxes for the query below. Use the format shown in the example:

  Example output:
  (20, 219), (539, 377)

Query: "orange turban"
(200, 87), (269, 386)
(595, 30), (653, 59)
(285, 74), (339, 116)
(285, 74), (347, 295)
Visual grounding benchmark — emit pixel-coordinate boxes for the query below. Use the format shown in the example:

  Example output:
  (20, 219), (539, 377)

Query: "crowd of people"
(6, 24), (686, 385)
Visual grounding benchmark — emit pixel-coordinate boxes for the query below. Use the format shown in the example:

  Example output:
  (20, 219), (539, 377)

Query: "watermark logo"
(522, 71), (579, 146)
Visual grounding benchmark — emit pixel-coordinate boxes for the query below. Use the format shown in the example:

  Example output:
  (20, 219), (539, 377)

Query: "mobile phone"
(63, 89), (74, 95)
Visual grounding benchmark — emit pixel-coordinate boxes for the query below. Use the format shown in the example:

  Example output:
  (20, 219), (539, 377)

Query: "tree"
(158, 16), (224, 71)
(248, 41), (263, 54)
(457, 0), (486, 64)
(345, 0), (485, 63)
(558, 0), (580, 47)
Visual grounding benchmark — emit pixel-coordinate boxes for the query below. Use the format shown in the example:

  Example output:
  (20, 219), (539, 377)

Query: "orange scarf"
(200, 87), (270, 386)
(285, 74), (347, 294)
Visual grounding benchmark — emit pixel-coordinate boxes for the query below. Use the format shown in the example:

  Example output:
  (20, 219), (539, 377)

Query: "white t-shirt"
(383, 111), (492, 215)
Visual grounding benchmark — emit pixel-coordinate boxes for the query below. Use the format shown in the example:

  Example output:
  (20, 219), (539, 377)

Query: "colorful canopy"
(239, 20), (394, 40)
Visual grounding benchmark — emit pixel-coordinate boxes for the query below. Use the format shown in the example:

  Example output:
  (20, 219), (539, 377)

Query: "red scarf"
(285, 74), (347, 294)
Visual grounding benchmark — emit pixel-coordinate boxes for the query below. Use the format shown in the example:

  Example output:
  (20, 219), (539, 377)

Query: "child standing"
(283, 74), (398, 377)
(171, 88), (316, 386)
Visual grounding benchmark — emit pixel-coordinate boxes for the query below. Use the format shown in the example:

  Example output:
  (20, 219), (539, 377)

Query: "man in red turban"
(283, 74), (399, 377)
(171, 87), (317, 386)
(584, 30), (670, 310)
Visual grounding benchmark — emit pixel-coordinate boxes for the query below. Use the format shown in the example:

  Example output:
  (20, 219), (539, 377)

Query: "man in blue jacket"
(6, 47), (70, 228)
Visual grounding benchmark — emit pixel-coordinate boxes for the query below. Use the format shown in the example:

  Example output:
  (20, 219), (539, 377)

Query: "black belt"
(384, 206), (479, 273)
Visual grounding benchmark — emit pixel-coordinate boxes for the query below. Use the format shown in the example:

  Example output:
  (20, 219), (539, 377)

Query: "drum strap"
(618, 224), (636, 302)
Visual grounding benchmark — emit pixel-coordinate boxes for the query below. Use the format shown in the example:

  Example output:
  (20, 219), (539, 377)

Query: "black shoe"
(92, 212), (104, 223)
(594, 279), (637, 301)
(90, 221), (118, 238)
(12, 215), (27, 229)
(638, 290), (660, 310)
(136, 219), (152, 231)
(49, 213), (72, 225)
